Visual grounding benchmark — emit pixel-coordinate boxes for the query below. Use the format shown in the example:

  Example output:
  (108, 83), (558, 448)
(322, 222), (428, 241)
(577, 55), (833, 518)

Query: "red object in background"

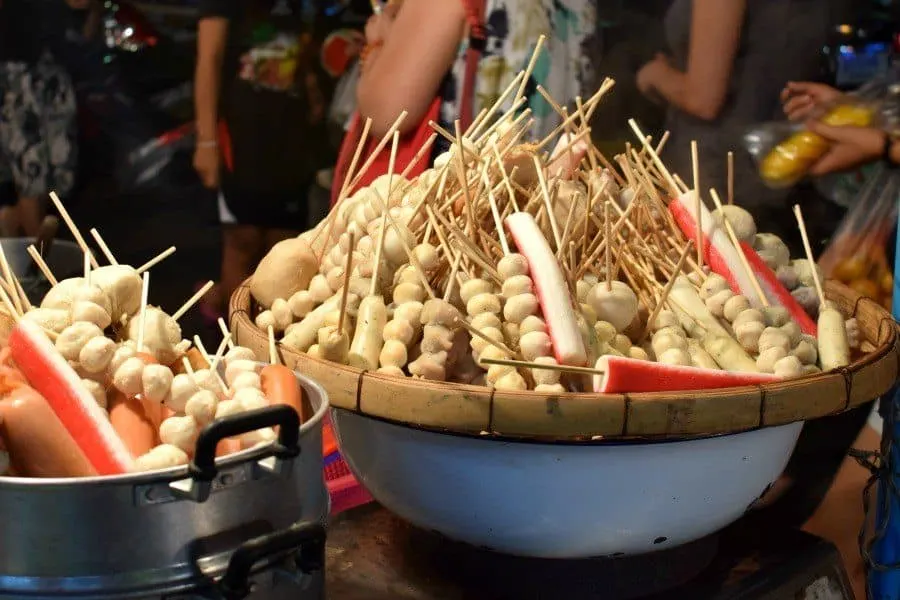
(112, 1), (159, 47)
(321, 29), (363, 78)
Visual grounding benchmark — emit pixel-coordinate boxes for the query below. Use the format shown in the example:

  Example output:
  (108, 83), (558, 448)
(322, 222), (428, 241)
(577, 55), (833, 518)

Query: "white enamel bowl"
(331, 408), (803, 558)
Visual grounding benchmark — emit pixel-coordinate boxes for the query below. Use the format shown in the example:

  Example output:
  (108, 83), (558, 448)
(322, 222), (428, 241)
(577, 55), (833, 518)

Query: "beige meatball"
(379, 340), (408, 368)
(531, 356), (561, 386)
(468, 293), (503, 317)
(520, 331), (552, 362)
(70, 301), (112, 330)
(757, 347), (789, 373)
(497, 254), (530, 280)
(733, 308), (765, 329)
(159, 416), (200, 453)
(773, 355), (803, 378)
(308, 275), (334, 304)
(705, 289), (735, 318)
(113, 356), (146, 397)
(762, 306), (791, 328)
(658, 348), (691, 366)
(126, 306), (183, 364)
(168, 373), (200, 413)
(271, 298), (294, 332)
(78, 335), (117, 374)
(494, 371), (528, 391)
(133, 444), (189, 472)
(224, 346), (256, 365)
(780, 321), (802, 347)
(142, 364), (174, 404)
(57, 322), (104, 361)
(501, 275), (534, 299)
(736, 321), (766, 354)
(723, 295), (752, 323)
(23, 307), (70, 334)
(521, 315), (548, 336)
(82, 379), (108, 409)
(758, 327), (791, 354)
(699, 274), (729, 300)
(588, 281), (639, 332)
(651, 310), (680, 332)
(460, 279), (494, 306)
(470, 312), (502, 331)
(503, 293), (539, 324)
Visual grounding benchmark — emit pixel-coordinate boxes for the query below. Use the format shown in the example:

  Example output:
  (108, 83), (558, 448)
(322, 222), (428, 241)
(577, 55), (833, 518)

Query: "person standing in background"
(635, 0), (850, 246)
(0, 0), (79, 237)
(193, 0), (337, 319)
(355, 0), (597, 154)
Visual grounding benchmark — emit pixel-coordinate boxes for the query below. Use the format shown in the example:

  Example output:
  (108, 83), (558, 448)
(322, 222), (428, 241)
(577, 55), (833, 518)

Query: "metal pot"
(332, 408), (803, 559)
(0, 373), (330, 599)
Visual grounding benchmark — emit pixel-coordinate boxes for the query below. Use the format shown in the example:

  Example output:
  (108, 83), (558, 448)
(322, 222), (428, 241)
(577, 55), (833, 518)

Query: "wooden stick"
(604, 199), (612, 289)
(89, 228), (118, 265)
(136, 246), (176, 275)
(136, 272), (150, 353)
(27, 245), (57, 286)
(217, 317), (236, 349)
(48, 191), (99, 268)
(348, 111), (409, 191)
(399, 133), (438, 180)
(337, 232), (356, 334)
(514, 35), (546, 105)
(83, 251), (92, 286)
(470, 71), (526, 140)
(533, 155), (562, 250)
(727, 151), (735, 206)
(12, 277), (31, 312)
(181, 356), (195, 375)
(0, 243), (22, 315)
(173, 280), (214, 321)
(641, 242), (693, 340)
(267, 325), (279, 365)
(444, 252), (463, 302)
(626, 120), (679, 195)
(209, 330), (232, 372)
(709, 188), (768, 307)
(454, 317), (515, 356)
(793, 204), (826, 305)
(690, 141), (703, 269)
(193, 335), (212, 364)
(482, 165), (510, 256)
(479, 357), (606, 377)
(0, 283), (20, 320)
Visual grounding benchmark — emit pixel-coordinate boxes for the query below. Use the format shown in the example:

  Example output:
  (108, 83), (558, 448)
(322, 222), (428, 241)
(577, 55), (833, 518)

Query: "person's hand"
(636, 53), (669, 102)
(781, 81), (843, 122)
(804, 121), (886, 176)
(364, 2), (399, 45)
(193, 143), (220, 189)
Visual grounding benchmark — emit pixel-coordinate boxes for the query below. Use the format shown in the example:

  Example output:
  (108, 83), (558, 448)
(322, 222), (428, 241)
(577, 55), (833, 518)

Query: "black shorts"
(218, 171), (311, 230)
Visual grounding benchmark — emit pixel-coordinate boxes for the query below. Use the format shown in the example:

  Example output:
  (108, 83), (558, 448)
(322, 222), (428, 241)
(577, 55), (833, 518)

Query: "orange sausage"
(0, 386), (97, 477)
(109, 387), (159, 459)
(261, 364), (308, 422)
(170, 348), (209, 375)
(216, 438), (242, 458)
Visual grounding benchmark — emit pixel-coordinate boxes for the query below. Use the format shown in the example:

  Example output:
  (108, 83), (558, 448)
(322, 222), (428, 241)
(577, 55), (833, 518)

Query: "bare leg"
(220, 224), (265, 310)
(0, 206), (19, 237)
(16, 196), (43, 237)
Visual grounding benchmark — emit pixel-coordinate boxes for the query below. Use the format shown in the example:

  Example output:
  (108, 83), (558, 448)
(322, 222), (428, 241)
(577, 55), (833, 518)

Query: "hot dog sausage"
(0, 386), (97, 477)
(261, 364), (308, 422)
(108, 390), (159, 459)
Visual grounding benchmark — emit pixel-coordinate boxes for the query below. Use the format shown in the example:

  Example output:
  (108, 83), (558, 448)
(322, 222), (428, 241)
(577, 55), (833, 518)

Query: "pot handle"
(218, 520), (326, 600)
(170, 405), (301, 503)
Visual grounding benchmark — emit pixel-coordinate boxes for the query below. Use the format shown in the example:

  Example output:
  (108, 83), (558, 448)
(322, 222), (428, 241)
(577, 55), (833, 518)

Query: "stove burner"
(326, 507), (854, 599)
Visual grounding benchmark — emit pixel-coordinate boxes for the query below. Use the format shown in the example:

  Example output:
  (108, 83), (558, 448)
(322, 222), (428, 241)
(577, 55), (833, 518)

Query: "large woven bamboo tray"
(230, 279), (900, 441)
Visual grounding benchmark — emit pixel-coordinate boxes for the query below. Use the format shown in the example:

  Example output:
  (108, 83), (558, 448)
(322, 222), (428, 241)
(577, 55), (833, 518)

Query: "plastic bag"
(328, 59), (360, 132)
(818, 163), (899, 311)
(744, 74), (899, 189)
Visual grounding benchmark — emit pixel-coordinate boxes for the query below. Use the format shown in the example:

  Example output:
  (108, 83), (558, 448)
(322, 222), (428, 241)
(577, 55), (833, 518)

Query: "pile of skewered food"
(0, 194), (303, 477)
(246, 69), (866, 395)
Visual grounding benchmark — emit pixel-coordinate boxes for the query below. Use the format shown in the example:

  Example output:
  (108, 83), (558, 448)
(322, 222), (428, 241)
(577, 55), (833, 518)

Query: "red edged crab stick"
(8, 319), (134, 474)
(669, 192), (816, 335)
(593, 355), (779, 394)
(505, 212), (587, 366)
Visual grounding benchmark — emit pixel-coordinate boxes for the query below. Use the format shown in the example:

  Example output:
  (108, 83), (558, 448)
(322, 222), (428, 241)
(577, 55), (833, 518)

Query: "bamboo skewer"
(136, 247), (176, 275)
(709, 188), (768, 307)
(480, 357), (606, 377)
(27, 245), (57, 286)
(89, 228), (118, 265)
(727, 151), (735, 206)
(793, 204), (826, 306)
(0, 244), (22, 315)
(136, 272), (150, 353)
(49, 191), (99, 269)
(173, 281), (214, 322)
(690, 141), (703, 269)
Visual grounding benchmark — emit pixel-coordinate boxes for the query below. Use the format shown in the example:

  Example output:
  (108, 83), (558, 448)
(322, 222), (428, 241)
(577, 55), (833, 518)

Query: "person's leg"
(221, 223), (265, 309)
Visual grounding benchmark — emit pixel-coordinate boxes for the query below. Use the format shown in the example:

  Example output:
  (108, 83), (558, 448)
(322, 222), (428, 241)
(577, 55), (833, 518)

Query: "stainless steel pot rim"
(0, 369), (329, 486)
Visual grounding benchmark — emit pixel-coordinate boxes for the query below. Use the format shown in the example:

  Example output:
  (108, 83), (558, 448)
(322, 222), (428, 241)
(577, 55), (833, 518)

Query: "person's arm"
(194, 16), (230, 144)
(356, 0), (466, 137)
(637, 0), (746, 121)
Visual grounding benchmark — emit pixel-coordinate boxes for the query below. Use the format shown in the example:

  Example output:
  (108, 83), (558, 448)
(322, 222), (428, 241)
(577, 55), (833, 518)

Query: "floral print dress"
(438, 0), (597, 150)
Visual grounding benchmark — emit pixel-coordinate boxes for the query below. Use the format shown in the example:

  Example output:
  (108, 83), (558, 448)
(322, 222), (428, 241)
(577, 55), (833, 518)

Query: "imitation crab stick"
(0, 386), (97, 477)
(8, 319), (134, 474)
(505, 212), (587, 366)
(593, 355), (779, 394)
(739, 241), (817, 335)
(669, 193), (816, 335)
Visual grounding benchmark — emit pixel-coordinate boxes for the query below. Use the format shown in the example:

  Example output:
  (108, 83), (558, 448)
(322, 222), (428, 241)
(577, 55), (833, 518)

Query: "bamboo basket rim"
(229, 279), (899, 441)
